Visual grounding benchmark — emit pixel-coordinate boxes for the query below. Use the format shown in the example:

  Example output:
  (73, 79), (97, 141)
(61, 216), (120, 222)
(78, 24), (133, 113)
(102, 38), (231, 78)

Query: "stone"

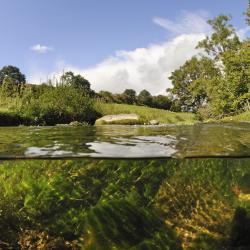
(95, 114), (140, 125)
(69, 121), (89, 126)
(149, 120), (159, 125)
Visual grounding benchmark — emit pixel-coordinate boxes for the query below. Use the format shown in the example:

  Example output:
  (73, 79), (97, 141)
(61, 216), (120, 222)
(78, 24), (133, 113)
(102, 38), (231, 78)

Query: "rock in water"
(149, 120), (159, 125)
(95, 114), (140, 125)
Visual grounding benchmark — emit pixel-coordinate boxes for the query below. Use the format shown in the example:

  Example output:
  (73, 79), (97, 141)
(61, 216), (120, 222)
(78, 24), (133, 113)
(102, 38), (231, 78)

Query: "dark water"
(1, 123), (250, 249)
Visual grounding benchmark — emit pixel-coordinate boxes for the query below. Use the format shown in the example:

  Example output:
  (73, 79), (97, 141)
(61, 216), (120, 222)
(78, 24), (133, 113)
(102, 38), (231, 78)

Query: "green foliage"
(138, 89), (153, 106)
(1, 76), (20, 97)
(0, 65), (26, 86)
(1, 159), (250, 249)
(0, 111), (30, 126)
(0, 159), (180, 249)
(82, 200), (182, 250)
(98, 90), (116, 103)
(20, 85), (99, 125)
(152, 95), (172, 110)
(245, 0), (250, 26)
(168, 8), (250, 120)
(122, 89), (137, 104)
(169, 56), (220, 113)
(0, 70), (102, 126)
(60, 71), (94, 96)
(98, 89), (173, 111)
(196, 15), (240, 59)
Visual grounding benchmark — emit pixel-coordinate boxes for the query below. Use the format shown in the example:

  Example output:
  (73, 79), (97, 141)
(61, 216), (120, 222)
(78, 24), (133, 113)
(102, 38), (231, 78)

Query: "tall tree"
(122, 89), (137, 104)
(138, 90), (153, 106)
(222, 41), (250, 111)
(60, 71), (93, 95)
(0, 65), (26, 86)
(169, 56), (220, 112)
(197, 15), (240, 59)
(152, 95), (172, 110)
(245, 0), (250, 26)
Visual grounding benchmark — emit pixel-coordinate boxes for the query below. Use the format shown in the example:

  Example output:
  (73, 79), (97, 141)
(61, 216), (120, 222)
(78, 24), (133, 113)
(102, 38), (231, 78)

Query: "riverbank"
(0, 103), (197, 126)
(2, 101), (250, 127)
(221, 111), (250, 123)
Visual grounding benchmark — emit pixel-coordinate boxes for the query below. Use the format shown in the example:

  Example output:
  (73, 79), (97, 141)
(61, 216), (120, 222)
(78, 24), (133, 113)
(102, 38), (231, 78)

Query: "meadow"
(94, 102), (196, 125)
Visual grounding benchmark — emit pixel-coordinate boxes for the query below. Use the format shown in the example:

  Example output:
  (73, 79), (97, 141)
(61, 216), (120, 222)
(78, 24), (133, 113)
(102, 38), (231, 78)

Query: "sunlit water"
(1, 123), (250, 249)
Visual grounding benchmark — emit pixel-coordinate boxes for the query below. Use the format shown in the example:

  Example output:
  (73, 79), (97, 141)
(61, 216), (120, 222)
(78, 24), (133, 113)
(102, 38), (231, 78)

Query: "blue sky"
(0, 0), (249, 93)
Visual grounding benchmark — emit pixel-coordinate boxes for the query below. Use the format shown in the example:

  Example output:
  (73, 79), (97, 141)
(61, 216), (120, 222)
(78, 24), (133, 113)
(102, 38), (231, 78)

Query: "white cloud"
(237, 27), (250, 40)
(28, 11), (209, 94)
(83, 34), (205, 94)
(153, 10), (210, 35)
(45, 33), (204, 95)
(31, 44), (53, 54)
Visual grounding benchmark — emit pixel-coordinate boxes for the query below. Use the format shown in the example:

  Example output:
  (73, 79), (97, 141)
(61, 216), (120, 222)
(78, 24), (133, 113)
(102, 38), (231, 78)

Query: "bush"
(20, 85), (100, 125)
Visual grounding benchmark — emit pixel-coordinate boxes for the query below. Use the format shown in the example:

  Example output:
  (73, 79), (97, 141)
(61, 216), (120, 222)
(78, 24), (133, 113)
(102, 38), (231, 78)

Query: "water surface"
(0, 122), (250, 159)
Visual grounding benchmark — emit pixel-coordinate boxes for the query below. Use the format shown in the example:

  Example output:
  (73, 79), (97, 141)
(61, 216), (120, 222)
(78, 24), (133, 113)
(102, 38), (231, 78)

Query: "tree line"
(97, 89), (172, 110)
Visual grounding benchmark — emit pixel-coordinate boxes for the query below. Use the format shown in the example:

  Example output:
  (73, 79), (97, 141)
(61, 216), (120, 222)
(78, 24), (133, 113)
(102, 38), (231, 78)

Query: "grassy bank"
(221, 111), (250, 123)
(0, 87), (99, 126)
(1, 159), (250, 249)
(0, 99), (197, 126)
(3, 88), (250, 127)
(95, 102), (197, 125)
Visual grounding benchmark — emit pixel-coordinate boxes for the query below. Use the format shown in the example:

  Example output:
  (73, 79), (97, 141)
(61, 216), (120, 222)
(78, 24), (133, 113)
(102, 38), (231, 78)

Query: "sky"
(0, 0), (249, 94)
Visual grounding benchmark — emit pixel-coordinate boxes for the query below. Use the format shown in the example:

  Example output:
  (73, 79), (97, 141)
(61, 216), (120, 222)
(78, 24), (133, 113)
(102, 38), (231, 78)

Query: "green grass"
(221, 111), (250, 123)
(95, 102), (197, 125)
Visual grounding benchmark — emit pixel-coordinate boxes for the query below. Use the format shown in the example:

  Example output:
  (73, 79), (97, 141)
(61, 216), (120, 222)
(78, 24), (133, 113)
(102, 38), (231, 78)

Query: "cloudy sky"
(0, 0), (249, 94)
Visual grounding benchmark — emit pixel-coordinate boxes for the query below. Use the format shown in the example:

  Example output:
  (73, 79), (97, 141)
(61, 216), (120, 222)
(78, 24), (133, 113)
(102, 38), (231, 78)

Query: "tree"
(221, 41), (250, 111)
(152, 95), (172, 110)
(245, 0), (250, 26)
(122, 89), (137, 104)
(197, 15), (240, 59)
(60, 71), (93, 95)
(137, 90), (153, 106)
(1, 76), (19, 97)
(168, 10), (250, 119)
(0, 65), (26, 86)
(169, 56), (220, 112)
(98, 91), (115, 103)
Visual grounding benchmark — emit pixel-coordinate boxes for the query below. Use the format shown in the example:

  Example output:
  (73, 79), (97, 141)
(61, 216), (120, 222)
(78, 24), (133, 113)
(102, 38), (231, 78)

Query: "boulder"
(149, 120), (159, 125)
(95, 114), (140, 125)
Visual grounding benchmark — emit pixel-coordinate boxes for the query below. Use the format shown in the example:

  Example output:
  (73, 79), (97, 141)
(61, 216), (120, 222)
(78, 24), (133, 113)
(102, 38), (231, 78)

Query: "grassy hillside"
(95, 102), (197, 125)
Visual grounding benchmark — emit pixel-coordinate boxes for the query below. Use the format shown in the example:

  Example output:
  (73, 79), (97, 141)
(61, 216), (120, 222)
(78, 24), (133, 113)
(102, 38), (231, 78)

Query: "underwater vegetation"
(1, 159), (250, 249)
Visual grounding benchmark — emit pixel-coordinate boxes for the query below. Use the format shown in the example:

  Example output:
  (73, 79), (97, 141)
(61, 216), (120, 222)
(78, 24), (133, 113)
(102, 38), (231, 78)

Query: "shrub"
(20, 85), (99, 125)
